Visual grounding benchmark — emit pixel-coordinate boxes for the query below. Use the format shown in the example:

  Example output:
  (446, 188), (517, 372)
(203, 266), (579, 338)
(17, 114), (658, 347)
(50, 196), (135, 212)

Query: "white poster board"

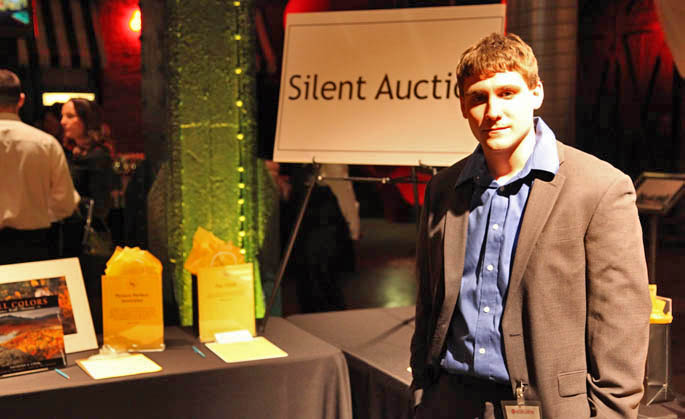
(274, 5), (505, 167)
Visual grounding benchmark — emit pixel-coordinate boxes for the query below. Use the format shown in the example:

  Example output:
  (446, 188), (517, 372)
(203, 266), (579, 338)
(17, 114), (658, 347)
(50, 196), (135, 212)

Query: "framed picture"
(0, 258), (98, 353)
(635, 172), (685, 215)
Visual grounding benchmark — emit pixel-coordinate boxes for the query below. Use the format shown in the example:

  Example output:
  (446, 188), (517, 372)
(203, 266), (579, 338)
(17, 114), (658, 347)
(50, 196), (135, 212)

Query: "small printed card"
(205, 337), (287, 364)
(501, 401), (542, 419)
(76, 353), (162, 380)
(0, 296), (66, 377)
(215, 329), (253, 344)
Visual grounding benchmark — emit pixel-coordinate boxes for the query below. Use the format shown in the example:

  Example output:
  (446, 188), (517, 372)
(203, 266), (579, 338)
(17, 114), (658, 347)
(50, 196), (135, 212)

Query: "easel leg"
(649, 215), (658, 285)
(260, 166), (319, 334)
(411, 167), (420, 227)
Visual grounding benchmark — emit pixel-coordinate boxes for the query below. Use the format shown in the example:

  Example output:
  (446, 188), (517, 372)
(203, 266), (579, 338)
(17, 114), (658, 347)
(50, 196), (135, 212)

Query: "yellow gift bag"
(197, 262), (255, 342)
(184, 227), (253, 341)
(102, 247), (165, 351)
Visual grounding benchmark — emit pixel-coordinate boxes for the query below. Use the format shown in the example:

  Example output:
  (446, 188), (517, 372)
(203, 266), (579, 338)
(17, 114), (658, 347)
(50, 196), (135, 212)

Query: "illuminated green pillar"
(165, 0), (272, 325)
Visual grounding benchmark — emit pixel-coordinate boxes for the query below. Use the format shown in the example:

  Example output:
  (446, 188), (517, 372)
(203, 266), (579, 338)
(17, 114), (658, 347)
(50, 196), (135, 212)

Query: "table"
(288, 306), (685, 419)
(0, 318), (353, 419)
(288, 306), (416, 419)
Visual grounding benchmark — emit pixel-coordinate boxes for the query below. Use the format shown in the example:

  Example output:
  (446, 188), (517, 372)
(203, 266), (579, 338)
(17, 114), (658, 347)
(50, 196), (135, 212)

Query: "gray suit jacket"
(410, 142), (651, 418)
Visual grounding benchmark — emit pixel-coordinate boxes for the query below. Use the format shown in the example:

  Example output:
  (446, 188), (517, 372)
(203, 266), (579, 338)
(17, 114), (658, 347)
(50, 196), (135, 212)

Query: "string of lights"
(234, 0), (247, 256)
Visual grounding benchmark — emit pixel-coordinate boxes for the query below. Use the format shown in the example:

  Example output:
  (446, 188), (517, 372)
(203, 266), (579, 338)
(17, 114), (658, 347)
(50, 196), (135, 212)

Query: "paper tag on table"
(205, 337), (287, 363)
(215, 329), (253, 343)
(76, 353), (161, 380)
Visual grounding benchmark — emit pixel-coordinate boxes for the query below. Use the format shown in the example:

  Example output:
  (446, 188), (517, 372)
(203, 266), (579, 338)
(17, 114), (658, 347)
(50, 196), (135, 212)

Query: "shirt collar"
(455, 117), (559, 187)
(0, 112), (20, 121)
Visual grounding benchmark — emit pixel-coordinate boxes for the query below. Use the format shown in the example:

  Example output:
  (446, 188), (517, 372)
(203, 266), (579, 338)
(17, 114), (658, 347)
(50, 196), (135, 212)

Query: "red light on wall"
(129, 9), (141, 32)
(283, 0), (330, 27)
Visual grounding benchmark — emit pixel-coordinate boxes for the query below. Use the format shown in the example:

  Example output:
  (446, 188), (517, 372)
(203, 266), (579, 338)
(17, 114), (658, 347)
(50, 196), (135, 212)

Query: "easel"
(259, 161), (432, 334)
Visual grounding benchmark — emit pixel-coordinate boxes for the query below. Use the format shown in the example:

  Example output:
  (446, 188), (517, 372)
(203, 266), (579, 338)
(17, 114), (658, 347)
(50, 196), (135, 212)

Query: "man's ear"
(17, 93), (25, 111)
(532, 81), (544, 110)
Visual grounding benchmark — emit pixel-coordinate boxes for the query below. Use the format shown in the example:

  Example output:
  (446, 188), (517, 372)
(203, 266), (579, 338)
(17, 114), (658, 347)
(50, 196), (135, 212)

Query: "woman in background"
(60, 99), (118, 333)
(61, 98), (115, 227)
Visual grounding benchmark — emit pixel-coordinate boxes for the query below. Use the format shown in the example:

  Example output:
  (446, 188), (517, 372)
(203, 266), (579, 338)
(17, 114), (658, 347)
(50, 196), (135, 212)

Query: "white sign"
(274, 5), (505, 167)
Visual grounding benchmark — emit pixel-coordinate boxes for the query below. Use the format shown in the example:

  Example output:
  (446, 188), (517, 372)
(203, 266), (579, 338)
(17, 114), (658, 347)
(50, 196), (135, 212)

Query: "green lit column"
(166, 0), (271, 325)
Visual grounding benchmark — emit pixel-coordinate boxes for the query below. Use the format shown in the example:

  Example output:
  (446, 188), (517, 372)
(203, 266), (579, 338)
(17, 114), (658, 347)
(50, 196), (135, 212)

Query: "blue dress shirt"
(440, 118), (559, 383)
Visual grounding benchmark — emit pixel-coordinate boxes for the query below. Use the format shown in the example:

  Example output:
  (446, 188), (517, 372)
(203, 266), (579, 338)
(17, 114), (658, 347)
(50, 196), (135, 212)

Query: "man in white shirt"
(0, 69), (80, 264)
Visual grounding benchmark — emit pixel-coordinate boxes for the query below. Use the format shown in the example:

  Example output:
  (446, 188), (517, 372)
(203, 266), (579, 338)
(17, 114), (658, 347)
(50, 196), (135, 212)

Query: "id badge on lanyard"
(501, 382), (542, 419)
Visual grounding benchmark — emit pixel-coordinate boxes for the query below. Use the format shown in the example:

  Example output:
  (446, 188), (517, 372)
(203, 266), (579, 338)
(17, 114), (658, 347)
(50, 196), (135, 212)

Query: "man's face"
(460, 71), (543, 155)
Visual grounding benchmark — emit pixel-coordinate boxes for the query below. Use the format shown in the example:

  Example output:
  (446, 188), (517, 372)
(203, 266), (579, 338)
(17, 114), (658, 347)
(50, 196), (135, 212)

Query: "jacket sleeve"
(584, 173), (651, 418)
(409, 178), (433, 407)
(86, 147), (115, 220)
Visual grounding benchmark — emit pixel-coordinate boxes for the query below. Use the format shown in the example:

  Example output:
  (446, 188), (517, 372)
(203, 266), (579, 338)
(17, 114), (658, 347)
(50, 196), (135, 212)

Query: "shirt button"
(483, 306), (490, 313)
(486, 264), (494, 271)
(492, 224), (499, 230)
(479, 348), (486, 355)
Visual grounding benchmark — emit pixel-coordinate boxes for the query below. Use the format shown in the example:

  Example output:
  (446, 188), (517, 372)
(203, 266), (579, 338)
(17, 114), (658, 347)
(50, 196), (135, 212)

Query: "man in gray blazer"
(410, 33), (651, 419)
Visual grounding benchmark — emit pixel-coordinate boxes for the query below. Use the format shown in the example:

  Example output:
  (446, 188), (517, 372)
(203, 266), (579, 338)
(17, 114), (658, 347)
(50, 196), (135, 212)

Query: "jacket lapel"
(428, 166), (473, 364)
(440, 181), (471, 321)
(502, 144), (566, 386)
(507, 142), (566, 298)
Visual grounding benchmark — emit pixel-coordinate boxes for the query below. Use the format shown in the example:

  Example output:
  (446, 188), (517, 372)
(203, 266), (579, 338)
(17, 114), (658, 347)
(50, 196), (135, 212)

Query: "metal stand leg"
(411, 167), (420, 227)
(648, 214), (658, 285)
(643, 324), (677, 405)
(259, 165), (319, 334)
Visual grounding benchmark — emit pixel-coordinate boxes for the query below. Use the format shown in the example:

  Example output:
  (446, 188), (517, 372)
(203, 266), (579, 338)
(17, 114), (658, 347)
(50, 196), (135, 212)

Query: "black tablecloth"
(0, 318), (353, 419)
(288, 306), (685, 419)
(288, 306), (415, 419)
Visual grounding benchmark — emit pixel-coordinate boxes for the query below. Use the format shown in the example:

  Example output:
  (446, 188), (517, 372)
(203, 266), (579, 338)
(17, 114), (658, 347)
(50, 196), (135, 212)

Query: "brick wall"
(99, 0), (143, 154)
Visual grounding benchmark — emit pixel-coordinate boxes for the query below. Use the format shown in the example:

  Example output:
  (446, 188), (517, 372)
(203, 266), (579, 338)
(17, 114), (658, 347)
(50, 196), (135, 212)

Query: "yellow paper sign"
(205, 337), (287, 363)
(102, 273), (164, 351)
(197, 263), (255, 342)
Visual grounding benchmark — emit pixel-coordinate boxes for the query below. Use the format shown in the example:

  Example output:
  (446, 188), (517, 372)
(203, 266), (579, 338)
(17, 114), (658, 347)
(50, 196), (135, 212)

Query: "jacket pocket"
(558, 370), (587, 397)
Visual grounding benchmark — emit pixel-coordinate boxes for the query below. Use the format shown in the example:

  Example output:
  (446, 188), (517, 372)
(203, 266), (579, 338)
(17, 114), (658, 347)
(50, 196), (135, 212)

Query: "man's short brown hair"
(0, 69), (21, 106)
(456, 33), (539, 97)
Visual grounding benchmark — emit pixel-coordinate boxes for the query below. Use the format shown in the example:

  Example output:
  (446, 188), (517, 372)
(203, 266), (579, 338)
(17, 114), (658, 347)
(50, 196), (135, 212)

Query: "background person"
(282, 163), (356, 313)
(60, 98), (120, 333)
(0, 69), (80, 265)
(61, 98), (117, 231)
(410, 33), (651, 419)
